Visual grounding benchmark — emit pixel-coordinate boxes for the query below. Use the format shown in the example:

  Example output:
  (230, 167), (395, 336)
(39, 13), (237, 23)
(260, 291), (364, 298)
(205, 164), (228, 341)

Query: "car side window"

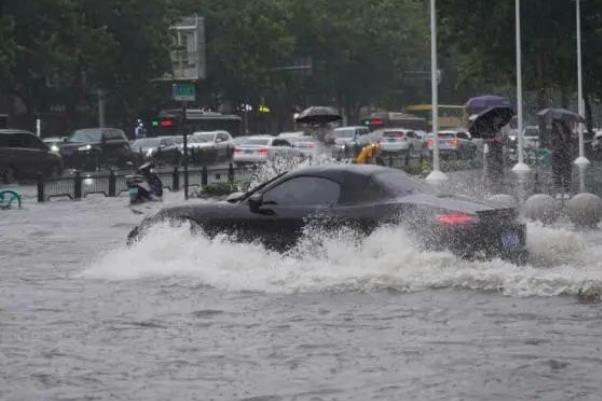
(262, 176), (341, 206)
(217, 133), (229, 142)
(457, 132), (469, 140)
(14, 133), (43, 149)
(272, 139), (290, 147)
(407, 131), (415, 138)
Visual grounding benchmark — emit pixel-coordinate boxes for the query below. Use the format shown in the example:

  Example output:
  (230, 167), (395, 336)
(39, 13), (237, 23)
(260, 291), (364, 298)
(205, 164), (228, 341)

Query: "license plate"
(500, 231), (521, 250)
(245, 150), (253, 154)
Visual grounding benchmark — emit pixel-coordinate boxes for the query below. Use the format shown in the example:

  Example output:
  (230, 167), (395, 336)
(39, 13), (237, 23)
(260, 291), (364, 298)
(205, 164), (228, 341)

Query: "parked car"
(128, 164), (527, 263)
(0, 129), (63, 183)
(131, 136), (181, 165)
(185, 131), (234, 163)
(373, 128), (423, 155)
(59, 128), (134, 170)
(232, 135), (300, 165)
(427, 130), (477, 160)
(331, 126), (373, 159)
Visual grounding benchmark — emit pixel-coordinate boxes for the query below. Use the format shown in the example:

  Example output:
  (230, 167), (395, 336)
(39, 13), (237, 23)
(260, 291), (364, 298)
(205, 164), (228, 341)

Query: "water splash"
(82, 221), (602, 298)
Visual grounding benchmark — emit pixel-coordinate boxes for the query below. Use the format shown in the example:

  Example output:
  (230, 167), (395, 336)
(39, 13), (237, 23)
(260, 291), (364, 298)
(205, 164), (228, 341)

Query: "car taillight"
(436, 213), (478, 225)
(234, 147), (241, 154)
(447, 138), (459, 146)
(427, 138), (434, 146)
(258, 147), (269, 154)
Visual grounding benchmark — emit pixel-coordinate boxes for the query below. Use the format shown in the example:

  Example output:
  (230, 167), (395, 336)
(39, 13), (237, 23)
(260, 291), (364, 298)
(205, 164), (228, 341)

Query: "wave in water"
(82, 221), (602, 298)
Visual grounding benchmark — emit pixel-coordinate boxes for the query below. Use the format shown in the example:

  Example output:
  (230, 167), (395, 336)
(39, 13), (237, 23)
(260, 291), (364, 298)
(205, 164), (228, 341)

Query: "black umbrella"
(295, 106), (342, 124)
(536, 108), (585, 124)
(465, 95), (513, 114)
(468, 106), (515, 139)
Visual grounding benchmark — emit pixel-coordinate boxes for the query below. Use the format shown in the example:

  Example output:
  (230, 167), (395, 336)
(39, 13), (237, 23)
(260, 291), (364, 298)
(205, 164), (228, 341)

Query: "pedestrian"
(484, 126), (507, 193)
(550, 120), (574, 197)
(134, 119), (146, 139)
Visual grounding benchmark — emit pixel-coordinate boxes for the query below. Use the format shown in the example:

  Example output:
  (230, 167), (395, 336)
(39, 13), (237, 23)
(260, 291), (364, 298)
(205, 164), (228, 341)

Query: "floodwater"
(1, 183), (602, 401)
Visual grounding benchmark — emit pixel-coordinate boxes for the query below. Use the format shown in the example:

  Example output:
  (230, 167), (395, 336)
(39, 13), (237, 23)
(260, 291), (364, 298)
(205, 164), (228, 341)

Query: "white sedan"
(186, 130), (235, 160)
(232, 136), (301, 165)
(373, 128), (423, 155)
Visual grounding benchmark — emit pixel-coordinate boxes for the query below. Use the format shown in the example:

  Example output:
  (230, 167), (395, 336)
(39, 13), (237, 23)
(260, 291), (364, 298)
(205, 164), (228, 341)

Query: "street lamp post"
(574, 0), (589, 193)
(512, 0), (530, 175)
(425, 0), (447, 186)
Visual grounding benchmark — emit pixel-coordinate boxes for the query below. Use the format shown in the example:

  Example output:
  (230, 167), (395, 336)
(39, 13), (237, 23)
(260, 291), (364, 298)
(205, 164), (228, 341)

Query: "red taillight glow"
(258, 147), (269, 154)
(160, 119), (174, 127)
(234, 148), (241, 154)
(435, 213), (478, 225)
(371, 118), (384, 126)
(447, 138), (459, 146)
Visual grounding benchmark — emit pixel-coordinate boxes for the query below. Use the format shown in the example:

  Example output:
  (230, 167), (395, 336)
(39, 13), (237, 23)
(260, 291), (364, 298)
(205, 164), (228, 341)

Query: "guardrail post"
(228, 162), (235, 183)
(201, 165), (208, 186)
(74, 171), (82, 199)
(405, 151), (410, 167)
(37, 174), (45, 202)
(108, 169), (116, 197)
(172, 167), (180, 191)
(388, 154), (393, 167)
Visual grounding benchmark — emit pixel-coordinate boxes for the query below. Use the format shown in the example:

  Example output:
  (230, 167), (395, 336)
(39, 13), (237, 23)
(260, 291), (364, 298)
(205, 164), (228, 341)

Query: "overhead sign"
(172, 82), (196, 102)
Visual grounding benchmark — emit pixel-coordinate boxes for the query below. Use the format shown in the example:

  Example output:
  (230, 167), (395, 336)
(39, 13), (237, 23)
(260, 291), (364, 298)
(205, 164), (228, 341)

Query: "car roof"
(334, 126), (367, 130)
(285, 164), (392, 183)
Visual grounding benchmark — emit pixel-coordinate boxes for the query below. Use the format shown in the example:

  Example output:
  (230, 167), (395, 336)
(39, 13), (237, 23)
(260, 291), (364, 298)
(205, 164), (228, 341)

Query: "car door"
(215, 132), (230, 158)
(243, 176), (341, 249)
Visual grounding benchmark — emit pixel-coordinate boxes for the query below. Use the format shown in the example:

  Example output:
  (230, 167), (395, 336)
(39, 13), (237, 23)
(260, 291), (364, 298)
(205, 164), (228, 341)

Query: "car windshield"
(70, 129), (103, 143)
(132, 138), (161, 148)
(335, 129), (355, 138)
(192, 133), (215, 143)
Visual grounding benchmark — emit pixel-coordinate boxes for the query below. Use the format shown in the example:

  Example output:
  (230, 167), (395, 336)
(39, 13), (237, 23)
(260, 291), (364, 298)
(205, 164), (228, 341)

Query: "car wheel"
(1, 165), (16, 184)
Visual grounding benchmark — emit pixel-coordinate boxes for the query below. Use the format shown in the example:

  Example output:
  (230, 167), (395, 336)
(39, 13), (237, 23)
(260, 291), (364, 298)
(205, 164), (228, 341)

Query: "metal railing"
(36, 164), (247, 202)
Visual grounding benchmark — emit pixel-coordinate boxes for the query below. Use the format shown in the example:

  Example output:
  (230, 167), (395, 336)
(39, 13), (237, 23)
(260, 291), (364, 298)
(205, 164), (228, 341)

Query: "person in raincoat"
(550, 119), (574, 195)
(355, 143), (383, 164)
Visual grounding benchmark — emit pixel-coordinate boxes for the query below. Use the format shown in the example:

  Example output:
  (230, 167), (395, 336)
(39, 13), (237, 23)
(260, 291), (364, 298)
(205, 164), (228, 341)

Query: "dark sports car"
(128, 165), (527, 262)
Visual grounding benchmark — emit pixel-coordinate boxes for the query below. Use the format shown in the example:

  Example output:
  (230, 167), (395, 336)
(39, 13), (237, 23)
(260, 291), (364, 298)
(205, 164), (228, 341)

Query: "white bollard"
(487, 194), (518, 209)
(524, 194), (560, 224)
(566, 193), (602, 228)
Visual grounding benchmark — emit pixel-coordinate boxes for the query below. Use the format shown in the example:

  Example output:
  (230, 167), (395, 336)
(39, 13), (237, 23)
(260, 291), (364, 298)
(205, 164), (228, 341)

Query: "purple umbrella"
(465, 95), (513, 114)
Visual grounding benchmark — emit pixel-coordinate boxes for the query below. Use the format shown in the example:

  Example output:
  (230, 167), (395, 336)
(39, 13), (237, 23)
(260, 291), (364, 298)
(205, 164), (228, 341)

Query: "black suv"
(0, 129), (64, 183)
(59, 128), (135, 170)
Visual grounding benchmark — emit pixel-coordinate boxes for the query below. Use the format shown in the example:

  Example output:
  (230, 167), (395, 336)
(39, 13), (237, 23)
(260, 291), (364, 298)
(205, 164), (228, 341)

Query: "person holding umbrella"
(469, 105), (515, 193)
(550, 119), (575, 197)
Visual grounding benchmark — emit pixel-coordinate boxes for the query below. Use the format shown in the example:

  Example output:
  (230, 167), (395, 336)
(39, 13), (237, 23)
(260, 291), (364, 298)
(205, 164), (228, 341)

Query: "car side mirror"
(248, 193), (263, 213)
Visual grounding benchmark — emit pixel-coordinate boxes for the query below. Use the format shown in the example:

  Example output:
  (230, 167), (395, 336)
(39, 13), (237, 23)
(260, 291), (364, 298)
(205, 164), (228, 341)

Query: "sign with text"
(172, 82), (196, 102)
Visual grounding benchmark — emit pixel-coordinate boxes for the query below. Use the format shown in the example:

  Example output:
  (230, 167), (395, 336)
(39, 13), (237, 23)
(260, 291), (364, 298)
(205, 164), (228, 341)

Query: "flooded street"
(1, 186), (602, 400)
